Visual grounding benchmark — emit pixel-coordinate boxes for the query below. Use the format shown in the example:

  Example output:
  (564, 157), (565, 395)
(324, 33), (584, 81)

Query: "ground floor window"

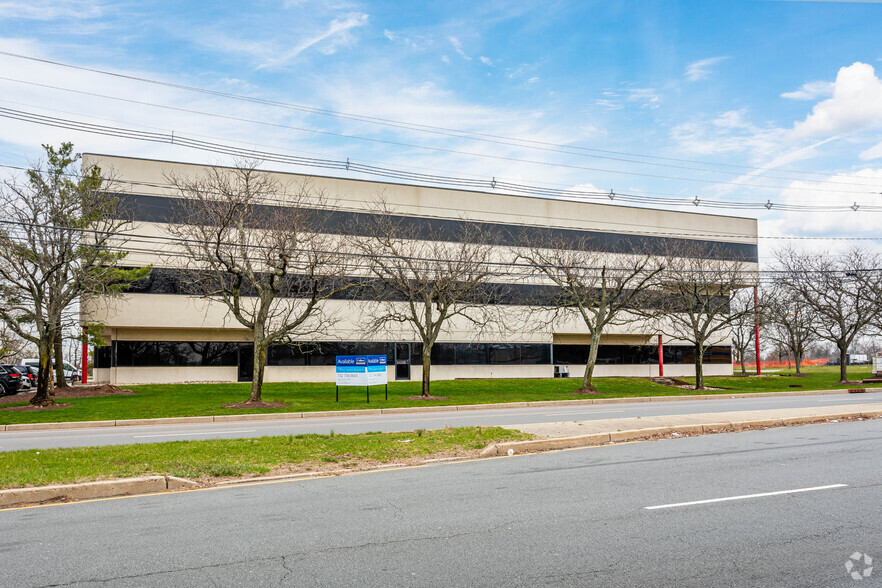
(95, 341), (732, 368)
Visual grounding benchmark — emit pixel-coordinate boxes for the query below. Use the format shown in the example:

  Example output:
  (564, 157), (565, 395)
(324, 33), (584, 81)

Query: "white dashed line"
(644, 484), (848, 510)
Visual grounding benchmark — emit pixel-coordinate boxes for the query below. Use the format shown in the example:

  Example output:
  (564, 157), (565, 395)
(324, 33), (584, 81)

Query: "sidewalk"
(481, 402), (882, 455)
(3, 401), (880, 509)
(2, 387), (878, 432)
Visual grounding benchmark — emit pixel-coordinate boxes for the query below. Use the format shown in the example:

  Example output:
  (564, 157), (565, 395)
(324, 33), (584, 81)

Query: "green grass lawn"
(0, 426), (530, 489)
(0, 365), (878, 425)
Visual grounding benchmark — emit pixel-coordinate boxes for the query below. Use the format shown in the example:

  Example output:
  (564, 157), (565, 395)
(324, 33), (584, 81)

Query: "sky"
(1, 0), (882, 263)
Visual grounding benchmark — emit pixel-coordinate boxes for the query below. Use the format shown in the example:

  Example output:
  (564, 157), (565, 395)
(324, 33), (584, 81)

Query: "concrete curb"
(4, 408), (880, 509)
(479, 409), (882, 457)
(3, 387), (878, 432)
(0, 475), (198, 508)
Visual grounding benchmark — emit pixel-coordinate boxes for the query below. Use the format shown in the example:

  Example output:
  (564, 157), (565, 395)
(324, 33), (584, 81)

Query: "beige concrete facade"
(82, 154), (757, 385)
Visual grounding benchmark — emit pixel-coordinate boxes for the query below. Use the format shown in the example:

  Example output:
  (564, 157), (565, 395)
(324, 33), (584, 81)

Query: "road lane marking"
(644, 483), (848, 510)
(132, 430), (256, 438)
(543, 410), (626, 416)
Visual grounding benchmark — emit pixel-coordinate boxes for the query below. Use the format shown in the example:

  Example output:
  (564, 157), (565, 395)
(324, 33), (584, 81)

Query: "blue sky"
(2, 0), (882, 258)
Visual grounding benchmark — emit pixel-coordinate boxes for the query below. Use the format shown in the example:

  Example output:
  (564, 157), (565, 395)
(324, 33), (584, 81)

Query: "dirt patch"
(223, 401), (291, 409)
(1, 403), (72, 411)
(648, 378), (726, 391)
(0, 385), (135, 405)
(649, 377), (694, 387)
(403, 396), (449, 401)
(206, 447), (481, 486)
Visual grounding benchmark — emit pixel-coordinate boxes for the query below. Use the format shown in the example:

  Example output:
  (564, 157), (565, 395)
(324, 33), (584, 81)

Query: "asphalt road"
(1, 390), (881, 451)
(2, 419), (880, 587)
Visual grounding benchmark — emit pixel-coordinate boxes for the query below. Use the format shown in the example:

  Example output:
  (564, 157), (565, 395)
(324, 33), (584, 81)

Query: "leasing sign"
(335, 355), (388, 386)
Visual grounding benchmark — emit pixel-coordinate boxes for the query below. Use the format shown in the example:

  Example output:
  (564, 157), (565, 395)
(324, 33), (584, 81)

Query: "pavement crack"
(278, 554), (296, 587)
(33, 521), (520, 587)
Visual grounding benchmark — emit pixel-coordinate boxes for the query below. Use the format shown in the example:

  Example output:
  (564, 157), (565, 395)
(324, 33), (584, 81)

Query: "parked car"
(14, 364), (37, 390)
(2, 364), (29, 391)
(2, 364), (30, 391)
(22, 359), (79, 383)
(0, 365), (24, 396)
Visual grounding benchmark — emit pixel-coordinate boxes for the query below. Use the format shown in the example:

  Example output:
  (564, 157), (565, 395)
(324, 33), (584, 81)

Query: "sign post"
(335, 355), (388, 402)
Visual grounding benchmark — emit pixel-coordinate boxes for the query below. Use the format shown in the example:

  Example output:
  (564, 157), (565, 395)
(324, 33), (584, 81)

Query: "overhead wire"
(2, 106), (882, 209)
(0, 50), (867, 182)
(2, 75), (880, 189)
(2, 161), (882, 242)
(3, 217), (881, 282)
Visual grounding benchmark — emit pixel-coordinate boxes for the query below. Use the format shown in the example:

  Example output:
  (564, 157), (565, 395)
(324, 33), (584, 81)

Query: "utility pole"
(658, 334), (664, 377)
(754, 285), (761, 376)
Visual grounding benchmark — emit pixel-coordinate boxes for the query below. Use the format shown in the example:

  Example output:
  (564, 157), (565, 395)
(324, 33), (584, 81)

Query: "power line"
(2, 75), (879, 189)
(2, 106), (882, 209)
(2, 95), (866, 205)
(5, 217), (882, 280)
(0, 50), (862, 182)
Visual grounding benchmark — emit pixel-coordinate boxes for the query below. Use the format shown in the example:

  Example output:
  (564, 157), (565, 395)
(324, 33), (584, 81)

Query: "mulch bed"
(223, 401), (291, 409)
(404, 396), (449, 400)
(2, 403), (72, 411)
(0, 385), (135, 405)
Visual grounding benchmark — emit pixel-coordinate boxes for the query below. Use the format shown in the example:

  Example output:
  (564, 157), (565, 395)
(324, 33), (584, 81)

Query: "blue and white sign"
(366, 355), (388, 386)
(336, 355), (388, 386)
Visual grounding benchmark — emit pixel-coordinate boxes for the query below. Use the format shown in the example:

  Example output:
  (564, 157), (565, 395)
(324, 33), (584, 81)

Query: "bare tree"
(354, 201), (501, 398)
(168, 162), (352, 403)
(517, 236), (662, 393)
(776, 246), (882, 383)
(0, 143), (149, 405)
(0, 321), (34, 361)
(761, 278), (816, 375)
(730, 288), (756, 375)
(640, 242), (751, 390)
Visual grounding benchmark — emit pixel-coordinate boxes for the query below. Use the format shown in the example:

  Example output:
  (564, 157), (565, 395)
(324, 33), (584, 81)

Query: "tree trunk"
(740, 351), (746, 375)
(795, 351), (802, 375)
(694, 344), (705, 390)
(421, 344), (431, 397)
(250, 342), (267, 403)
(29, 339), (55, 406)
(53, 331), (69, 389)
(839, 345), (848, 383)
(578, 332), (601, 394)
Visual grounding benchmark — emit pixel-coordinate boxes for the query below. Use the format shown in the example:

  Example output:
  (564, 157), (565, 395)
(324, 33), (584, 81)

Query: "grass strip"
(0, 426), (531, 489)
(0, 366), (878, 425)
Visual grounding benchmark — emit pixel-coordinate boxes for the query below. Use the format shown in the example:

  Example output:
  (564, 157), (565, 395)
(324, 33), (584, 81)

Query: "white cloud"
(626, 88), (661, 109)
(769, 168), (882, 238)
(790, 62), (882, 139)
(684, 56), (729, 81)
(671, 109), (783, 156)
(594, 87), (660, 111)
(257, 12), (369, 68)
(781, 80), (835, 100)
(0, 0), (105, 20)
(0, 39), (322, 173)
(562, 182), (605, 200)
(859, 140), (882, 160)
(188, 12), (369, 70)
(448, 36), (471, 60)
(479, 56), (493, 66)
(441, 55), (450, 63)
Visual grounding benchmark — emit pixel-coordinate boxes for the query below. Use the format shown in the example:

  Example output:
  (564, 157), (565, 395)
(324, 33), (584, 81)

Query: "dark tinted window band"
(115, 193), (758, 262)
(102, 341), (731, 367)
(122, 266), (728, 311)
